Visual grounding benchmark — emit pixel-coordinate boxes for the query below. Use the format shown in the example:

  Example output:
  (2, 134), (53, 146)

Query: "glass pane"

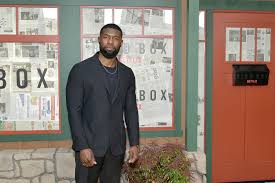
(0, 43), (14, 62)
(144, 9), (173, 35)
(14, 43), (58, 62)
(198, 42), (205, 96)
(0, 42), (60, 131)
(119, 38), (173, 127)
(225, 27), (240, 61)
(199, 11), (205, 41)
(19, 8), (58, 35)
(0, 7), (16, 35)
(0, 42), (58, 62)
(257, 28), (271, 62)
(114, 9), (142, 35)
(198, 42), (205, 152)
(82, 8), (112, 35)
(242, 28), (255, 61)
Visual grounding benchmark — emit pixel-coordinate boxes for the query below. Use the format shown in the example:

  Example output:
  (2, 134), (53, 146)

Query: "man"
(66, 23), (139, 183)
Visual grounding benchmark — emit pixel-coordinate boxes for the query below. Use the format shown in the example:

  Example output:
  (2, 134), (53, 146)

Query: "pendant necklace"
(102, 62), (117, 75)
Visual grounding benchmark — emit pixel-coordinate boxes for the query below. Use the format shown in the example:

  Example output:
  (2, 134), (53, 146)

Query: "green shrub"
(122, 143), (191, 183)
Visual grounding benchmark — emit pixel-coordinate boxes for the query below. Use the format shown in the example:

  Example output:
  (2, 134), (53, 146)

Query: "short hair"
(100, 23), (123, 37)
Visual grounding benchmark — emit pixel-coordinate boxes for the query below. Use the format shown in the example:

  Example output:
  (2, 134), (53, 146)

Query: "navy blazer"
(66, 53), (139, 156)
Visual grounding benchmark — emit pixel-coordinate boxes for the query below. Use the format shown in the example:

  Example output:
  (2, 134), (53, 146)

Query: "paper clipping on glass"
(0, 7), (16, 35)
(19, 7), (58, 35)
(114, 9), (142, 35)
(226, 27), (240, 61)
(144, 9), (173, 35)
(257, 28), (271, 62)
(82, 8), (112, 35)
(242, 28), (255, 61)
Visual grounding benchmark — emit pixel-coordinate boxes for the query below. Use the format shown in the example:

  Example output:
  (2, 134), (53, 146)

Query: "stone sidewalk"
(0, 148), (206, 183)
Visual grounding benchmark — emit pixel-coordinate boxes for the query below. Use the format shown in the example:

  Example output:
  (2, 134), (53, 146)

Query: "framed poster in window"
(81, 6), (175, 130)
(0, 5), (60, 135)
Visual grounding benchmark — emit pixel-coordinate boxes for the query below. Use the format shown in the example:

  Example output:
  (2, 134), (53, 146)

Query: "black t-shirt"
(102, 65), (118, 100)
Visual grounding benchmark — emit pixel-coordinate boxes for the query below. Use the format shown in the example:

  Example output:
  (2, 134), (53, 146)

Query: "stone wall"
(0, 148), (206, 183)
(187, 151), (207, 183)
(0, 148), (75, 183)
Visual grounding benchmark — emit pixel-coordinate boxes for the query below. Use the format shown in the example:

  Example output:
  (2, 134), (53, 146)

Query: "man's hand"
(128, 145), (139, 164)
(80, 148), (97, 167)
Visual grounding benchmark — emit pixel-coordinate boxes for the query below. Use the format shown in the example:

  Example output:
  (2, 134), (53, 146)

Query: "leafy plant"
(122, 143), (191, 183)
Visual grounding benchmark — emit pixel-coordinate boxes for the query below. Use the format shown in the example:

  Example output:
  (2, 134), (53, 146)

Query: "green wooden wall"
(0, 0), (200, 147)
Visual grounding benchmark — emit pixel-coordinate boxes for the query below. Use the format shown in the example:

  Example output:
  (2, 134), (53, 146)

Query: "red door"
(213, 11), (275, 182)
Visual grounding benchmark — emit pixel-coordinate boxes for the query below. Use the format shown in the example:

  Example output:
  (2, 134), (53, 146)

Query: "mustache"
(99, 43), (121, 59)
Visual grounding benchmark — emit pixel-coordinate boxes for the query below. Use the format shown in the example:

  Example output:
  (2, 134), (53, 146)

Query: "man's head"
(98, 23), (123, 59)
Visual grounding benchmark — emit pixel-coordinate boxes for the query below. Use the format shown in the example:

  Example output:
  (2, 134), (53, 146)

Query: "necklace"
(102, 62), (117, 75)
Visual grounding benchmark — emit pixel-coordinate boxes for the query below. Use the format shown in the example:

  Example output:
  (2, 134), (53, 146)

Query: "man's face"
(98, 28), (123, 59)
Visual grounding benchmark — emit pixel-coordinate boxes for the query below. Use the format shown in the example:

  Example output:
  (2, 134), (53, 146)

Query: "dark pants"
(75, 149), (125, 183)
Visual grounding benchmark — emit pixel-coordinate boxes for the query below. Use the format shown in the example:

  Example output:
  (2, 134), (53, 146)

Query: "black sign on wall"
(232, 64), (269, 86)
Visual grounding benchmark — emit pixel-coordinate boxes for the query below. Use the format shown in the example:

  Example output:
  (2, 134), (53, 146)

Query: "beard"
(99, 43), (121, 59)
